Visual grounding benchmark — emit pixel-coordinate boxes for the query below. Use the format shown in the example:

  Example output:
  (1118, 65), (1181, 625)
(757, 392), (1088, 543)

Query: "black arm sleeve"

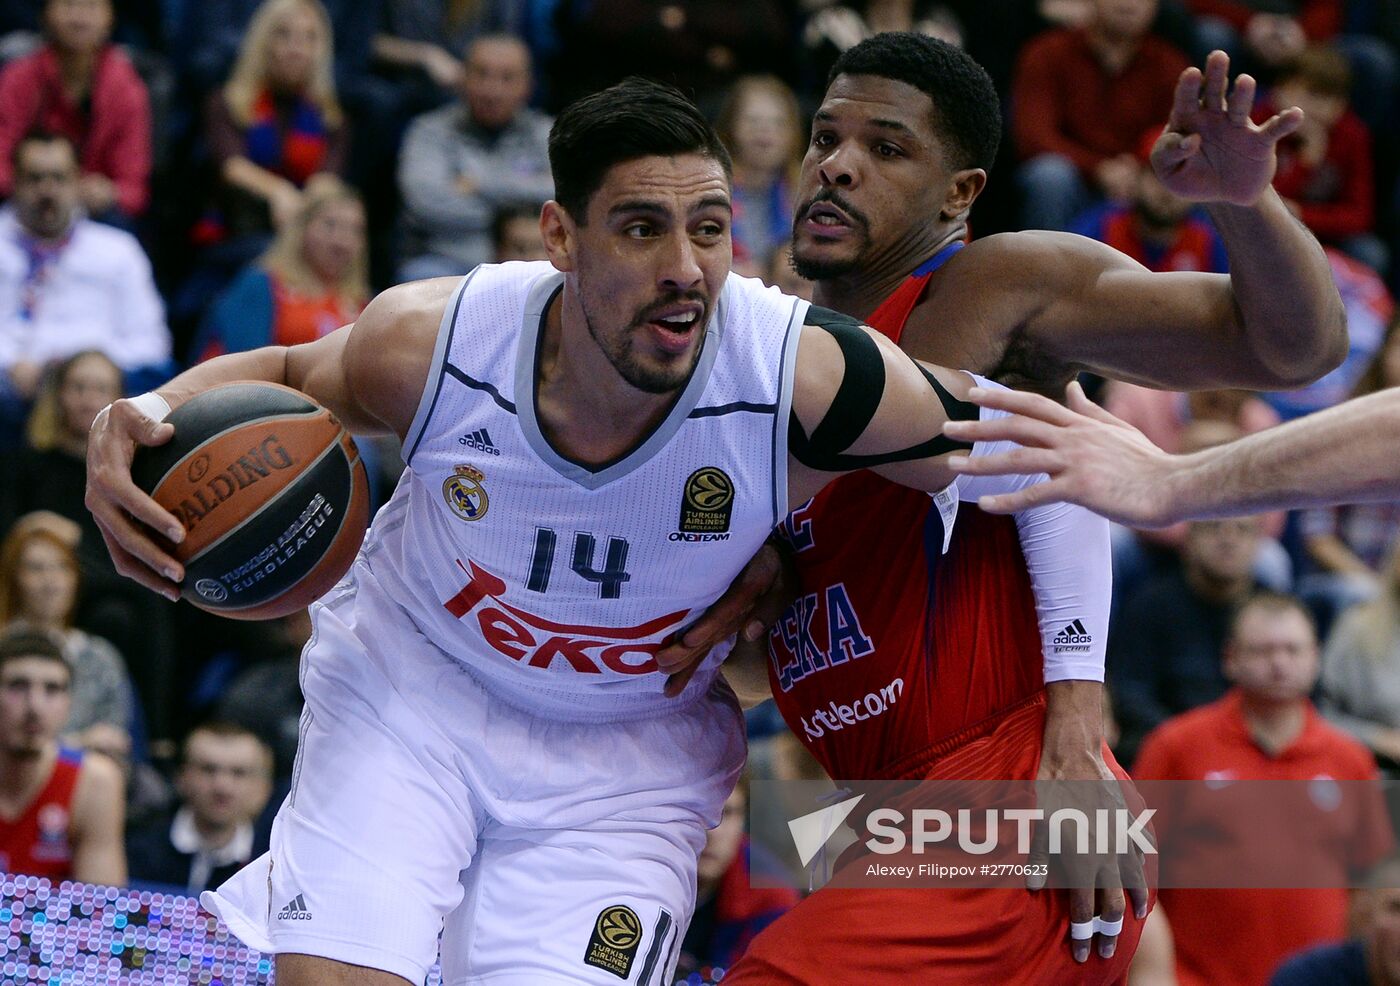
(789, 306), (976, 472)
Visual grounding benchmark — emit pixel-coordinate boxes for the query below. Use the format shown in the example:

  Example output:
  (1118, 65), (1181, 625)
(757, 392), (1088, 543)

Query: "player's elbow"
(1251, 296), (1348, 389)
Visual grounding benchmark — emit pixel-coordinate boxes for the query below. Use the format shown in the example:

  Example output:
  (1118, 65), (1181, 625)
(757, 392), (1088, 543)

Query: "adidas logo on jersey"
(277, 894), (312, 921)
(1052, 619), (1092, 653)
(458, 429), (501, 455)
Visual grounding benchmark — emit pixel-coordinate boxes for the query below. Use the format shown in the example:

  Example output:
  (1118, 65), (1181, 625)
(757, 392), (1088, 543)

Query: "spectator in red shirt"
(1264, 46), (1387, 275)
(1012, 0), (1188, 230)
(0, 0), (152, 222)
(0, 628), (124, 885)
(1133, 592), (1394, 986)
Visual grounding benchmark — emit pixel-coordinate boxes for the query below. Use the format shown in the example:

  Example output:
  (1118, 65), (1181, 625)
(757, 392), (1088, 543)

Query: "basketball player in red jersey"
(0, 631), (125, 885)
(659, 34), (1347, 982)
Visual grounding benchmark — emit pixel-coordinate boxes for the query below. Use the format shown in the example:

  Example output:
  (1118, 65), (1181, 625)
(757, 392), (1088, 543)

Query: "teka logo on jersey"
(442, 558), (688, 674)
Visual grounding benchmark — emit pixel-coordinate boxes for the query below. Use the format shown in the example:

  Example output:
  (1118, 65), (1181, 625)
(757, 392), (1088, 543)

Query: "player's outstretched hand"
(1151, 49), (1304, 206)
(658, 543), (784, 698)
(942, 382), (1181, 528)
(85, 399), (185, 602)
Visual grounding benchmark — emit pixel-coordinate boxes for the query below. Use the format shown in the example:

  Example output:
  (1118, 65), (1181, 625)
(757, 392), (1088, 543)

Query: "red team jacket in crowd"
(725, 249), (1149, 984)
(0, 747), (83, 881)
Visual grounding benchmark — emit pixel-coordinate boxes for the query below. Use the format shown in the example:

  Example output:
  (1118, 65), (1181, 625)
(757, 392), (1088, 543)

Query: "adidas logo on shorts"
(277, 894), (313, 921)
(458, 428), (501, 455)
(1052, 619), (1092, 653)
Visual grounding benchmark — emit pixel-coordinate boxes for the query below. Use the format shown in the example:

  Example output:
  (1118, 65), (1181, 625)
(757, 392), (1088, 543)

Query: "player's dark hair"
(0, 629), (69, 676)
(548, 77), (732, 221)
(828, 33), (1001, 173)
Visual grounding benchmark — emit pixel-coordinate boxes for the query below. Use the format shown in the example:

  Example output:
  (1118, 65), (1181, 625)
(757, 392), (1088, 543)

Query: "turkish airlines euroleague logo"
(442, 558), (687, 675)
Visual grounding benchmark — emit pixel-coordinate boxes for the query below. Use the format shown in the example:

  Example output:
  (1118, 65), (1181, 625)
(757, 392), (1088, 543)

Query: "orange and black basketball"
(131, 382), (370, 620)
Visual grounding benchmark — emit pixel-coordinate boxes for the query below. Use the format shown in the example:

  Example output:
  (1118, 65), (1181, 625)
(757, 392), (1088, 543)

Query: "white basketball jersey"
(360, 261), (806, 720)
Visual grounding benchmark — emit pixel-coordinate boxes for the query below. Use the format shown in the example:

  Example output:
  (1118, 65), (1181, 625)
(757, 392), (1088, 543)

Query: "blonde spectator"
(203, 0), (346, 241)
(715, 76), (804, 276)
(197, 177), (368, 360)
(0, 521), (134, 744)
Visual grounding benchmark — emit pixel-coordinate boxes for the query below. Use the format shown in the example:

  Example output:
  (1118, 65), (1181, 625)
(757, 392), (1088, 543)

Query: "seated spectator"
(125, 721), (273, 894)
(1270, 855), (1400, 984)
(195, 176), (367, 360)
(1012, 0), (1188, 231)
(0, 0), (152, 222)
(802, 0), (966, 86)
(1110, 515), (1267, 764)
(1071, 127), (1229, 273)
(0, 132), (171, 446)
(1299, 320), (1400, 608)
(202, 0), (347, 245)
(0, 629), (124, 884)
(1320, 541), (1400, 769)
(371, 0), (527, 105)
(675, 777), (800, 978)
(1186, 0), (1335, 72)
(1264, 46), (1385, 274)
(716, 76), (803, 276)
(491, 204), (548, 263)
(1134, 593), (1392, 986)
(0, 521), (134, 742)
(0, 351), (176, 742)
(1263, 249), (1393, 421)
(397, 34), (551, 281)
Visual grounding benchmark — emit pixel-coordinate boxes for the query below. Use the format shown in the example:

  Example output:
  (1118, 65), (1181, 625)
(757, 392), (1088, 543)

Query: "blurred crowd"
(1, 0), (1400, 982)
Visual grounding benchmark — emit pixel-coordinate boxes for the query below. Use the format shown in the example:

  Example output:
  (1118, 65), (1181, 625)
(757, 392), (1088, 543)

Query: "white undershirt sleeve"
(951, 375), (1111, 683)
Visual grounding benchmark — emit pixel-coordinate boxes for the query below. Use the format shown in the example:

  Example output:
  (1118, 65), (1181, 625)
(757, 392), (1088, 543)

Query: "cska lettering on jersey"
(442, 557), (687, 676)
(769, 501), (877, 693)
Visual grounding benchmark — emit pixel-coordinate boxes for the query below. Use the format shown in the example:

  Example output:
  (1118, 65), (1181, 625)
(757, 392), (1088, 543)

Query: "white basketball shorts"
(201, 570), (746, 985)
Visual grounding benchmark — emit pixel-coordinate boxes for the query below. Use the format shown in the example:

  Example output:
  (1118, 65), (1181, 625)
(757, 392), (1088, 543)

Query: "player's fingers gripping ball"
(131, 382), (370, 619)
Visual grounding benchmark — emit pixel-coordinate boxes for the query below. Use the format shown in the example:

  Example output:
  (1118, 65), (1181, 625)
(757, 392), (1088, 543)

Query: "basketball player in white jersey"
(85, 79), (1086, 986)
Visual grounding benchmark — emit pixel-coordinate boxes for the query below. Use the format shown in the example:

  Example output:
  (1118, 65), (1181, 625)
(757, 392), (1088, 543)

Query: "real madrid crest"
(443, 464), (489, 522)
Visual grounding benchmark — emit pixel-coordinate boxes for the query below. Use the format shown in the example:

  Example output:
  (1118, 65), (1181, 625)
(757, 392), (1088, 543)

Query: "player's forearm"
(150, 347), (291, 412)
(1041, 680), (1107, 770)
(1168, 388), (1400, 518)
(1205, 187), (1346, 386)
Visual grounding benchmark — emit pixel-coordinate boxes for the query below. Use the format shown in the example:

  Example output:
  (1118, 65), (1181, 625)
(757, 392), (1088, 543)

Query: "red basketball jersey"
(768, 246), (1047, 782)
(0, 747), (83, 880)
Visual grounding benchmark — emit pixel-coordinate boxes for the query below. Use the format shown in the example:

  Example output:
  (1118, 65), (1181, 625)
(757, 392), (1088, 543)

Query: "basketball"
(131, 382), (370, 620)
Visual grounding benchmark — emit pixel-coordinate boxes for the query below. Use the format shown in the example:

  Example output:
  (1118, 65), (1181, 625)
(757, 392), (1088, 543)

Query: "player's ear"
(940, 168), (987, 223)
(540, 200), (578, 273)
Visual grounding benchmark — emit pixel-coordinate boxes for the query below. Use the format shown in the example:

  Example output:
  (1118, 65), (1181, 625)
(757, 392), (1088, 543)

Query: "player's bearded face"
(580, 289), (712, 394)
(791, 187), (874, 280)
(574, 155), (732, 394)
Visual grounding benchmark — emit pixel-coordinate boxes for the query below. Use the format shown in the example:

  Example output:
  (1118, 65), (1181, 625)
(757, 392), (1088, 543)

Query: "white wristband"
(126, 392), (171, 423)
